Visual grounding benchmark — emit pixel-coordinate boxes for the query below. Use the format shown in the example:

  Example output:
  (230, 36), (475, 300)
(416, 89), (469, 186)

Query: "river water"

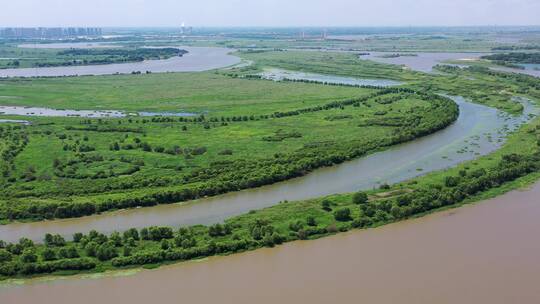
(359, 51), (540, 77)
(0, 96), (536, 243)
(259, 68), (402, 87)
(0, 47), (240, 78)
(1, 180), (539, 304)
(359, 52), (487, 73)
(492, 64), (540, 78)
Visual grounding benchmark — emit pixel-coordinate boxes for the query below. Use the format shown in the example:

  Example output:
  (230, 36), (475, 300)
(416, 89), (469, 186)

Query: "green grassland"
(0, 72), (367, 115)
(0, 45), (59, 69)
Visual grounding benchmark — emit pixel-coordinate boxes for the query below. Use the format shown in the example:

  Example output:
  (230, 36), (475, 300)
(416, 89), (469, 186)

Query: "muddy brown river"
(1, 182), (539, 303)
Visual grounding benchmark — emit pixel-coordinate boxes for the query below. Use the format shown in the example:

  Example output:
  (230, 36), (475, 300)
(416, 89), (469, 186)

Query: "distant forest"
(33, 48), (187, 67)
(482, 52), (540, 64)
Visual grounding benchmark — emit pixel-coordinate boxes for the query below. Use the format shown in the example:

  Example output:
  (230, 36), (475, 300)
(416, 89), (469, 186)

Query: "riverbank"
(2, 176), (540, 304)
(0, 122), (537, 279)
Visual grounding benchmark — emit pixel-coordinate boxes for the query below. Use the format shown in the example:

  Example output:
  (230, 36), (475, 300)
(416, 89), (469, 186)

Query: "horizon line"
(1, 25), (540, 29)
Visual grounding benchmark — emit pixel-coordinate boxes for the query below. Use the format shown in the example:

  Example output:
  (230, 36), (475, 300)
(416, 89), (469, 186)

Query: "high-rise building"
(0, 27), (103, 38)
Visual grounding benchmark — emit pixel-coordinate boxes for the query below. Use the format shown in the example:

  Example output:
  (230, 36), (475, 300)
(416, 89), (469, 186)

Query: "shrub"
(352, 217), (372, 228)
(21, 249), (38, 263)
(41, 248), (57, 261)
(306, 216), (317, 226)
(0, 249), (12, 262)
(334, 208), (352, 222)
(352, 191), (369, 204)
(96, 242), (118, 261)
(444, 176), (460, 187)
(321, 199), (332, 211)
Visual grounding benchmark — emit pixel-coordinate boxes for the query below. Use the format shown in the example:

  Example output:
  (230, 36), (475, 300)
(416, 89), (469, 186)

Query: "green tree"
(123, 228), (140, 241)
(352, 191), (369, 204)
(19, 238), (34, 249)
(391, 205), (403, 219)
(96, 242), (118, 261)
(73, 233), (84, 243)
(140, 228), (150, 240)
(41, 248), (57, 261)
(126, 237), (137, 247)
(0, 249), (12, 262)
(85, 241), (98, 257)
(110, 232), (123, 247)
(321, 199), (332, 212)
(123, 246), (132, 257)
(21, 249), (38, 263)
(334, 208), (352, 222)
(6, 243), (23, 255)
(160, 239), (170, 250)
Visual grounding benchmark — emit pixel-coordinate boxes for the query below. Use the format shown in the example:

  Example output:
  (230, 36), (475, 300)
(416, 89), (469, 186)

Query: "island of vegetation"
(481, 52), (540, 69)
(1, 47), (187, 69)
(378, 53), (418, 58)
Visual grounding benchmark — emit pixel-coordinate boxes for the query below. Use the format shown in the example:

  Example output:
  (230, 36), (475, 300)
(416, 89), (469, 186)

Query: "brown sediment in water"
(2, 182), (540, 304)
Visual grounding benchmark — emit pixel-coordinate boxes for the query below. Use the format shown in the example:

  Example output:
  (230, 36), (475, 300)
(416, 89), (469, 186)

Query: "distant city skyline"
(0, 0), (538, 27)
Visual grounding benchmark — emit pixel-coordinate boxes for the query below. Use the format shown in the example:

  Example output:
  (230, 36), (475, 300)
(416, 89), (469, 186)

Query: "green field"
(0, 72), (368, 115)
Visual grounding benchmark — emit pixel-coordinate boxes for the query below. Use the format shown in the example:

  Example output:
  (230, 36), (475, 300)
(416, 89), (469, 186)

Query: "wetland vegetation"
(1, 27), (540, 281)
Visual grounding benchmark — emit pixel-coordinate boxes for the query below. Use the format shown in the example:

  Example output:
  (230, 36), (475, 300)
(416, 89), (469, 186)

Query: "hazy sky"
(1, 0), (538, 27)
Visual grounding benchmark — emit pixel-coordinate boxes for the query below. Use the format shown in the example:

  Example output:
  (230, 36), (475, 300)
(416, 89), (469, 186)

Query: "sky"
(0, 0), (539, 27)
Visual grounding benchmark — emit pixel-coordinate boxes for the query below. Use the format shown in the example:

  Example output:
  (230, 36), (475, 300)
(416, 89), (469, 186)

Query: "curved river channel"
(0, 95), (537, 243)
